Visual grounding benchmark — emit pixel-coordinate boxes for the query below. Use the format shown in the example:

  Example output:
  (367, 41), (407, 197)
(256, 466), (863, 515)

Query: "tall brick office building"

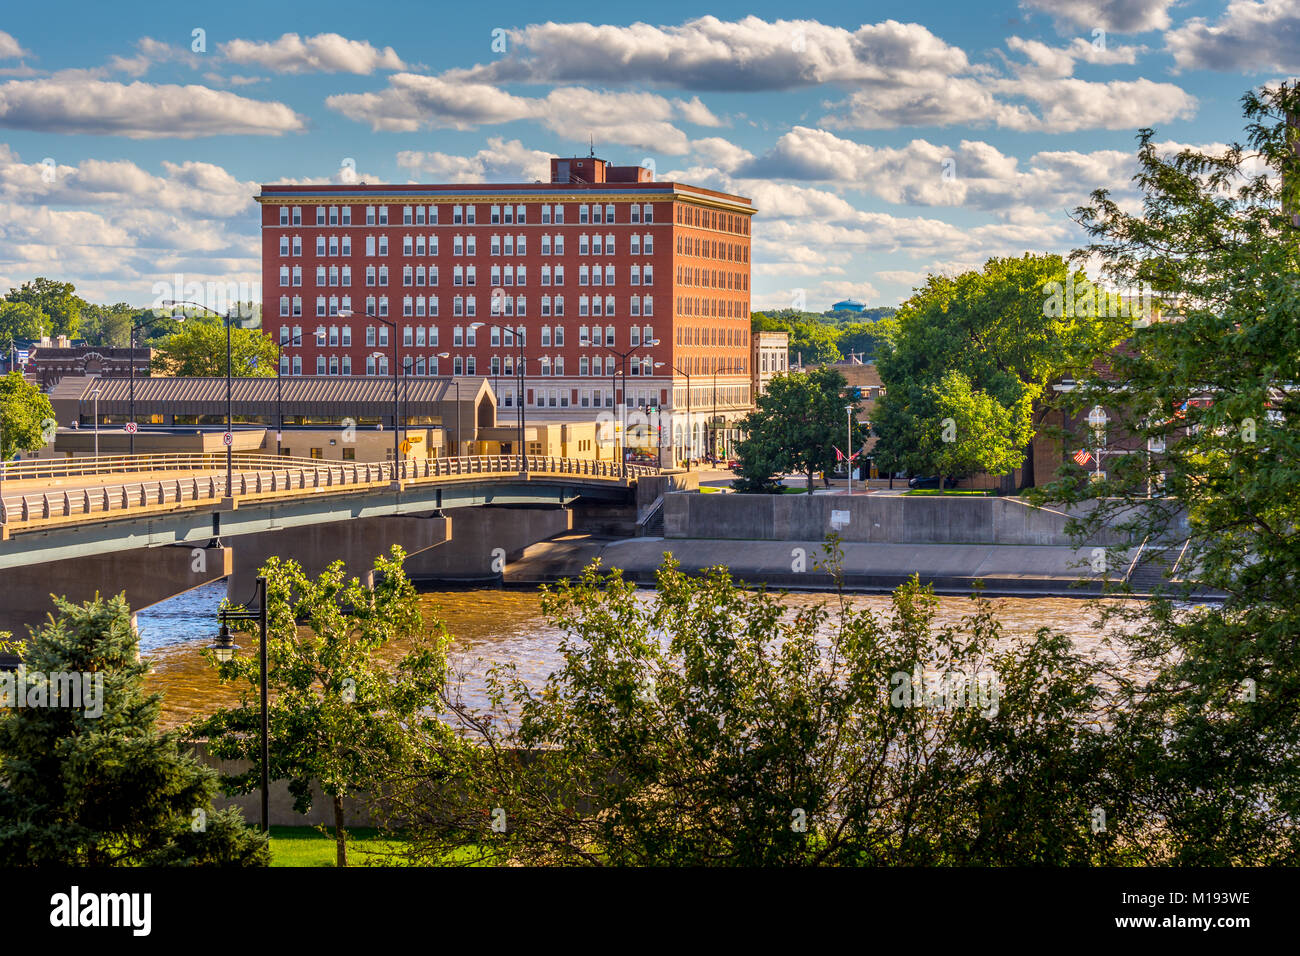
(256, 156), (755, 460)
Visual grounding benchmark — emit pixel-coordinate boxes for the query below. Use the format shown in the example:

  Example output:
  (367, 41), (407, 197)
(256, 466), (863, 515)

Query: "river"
(137, 580), (1152, 729)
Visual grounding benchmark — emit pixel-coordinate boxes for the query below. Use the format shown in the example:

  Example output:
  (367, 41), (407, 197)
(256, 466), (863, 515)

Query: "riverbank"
(503, 533), (1144, 598)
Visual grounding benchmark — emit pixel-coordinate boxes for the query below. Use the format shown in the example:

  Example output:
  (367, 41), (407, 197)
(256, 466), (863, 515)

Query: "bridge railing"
(0, 455), (660, 532)
(0, 453), (329, 482)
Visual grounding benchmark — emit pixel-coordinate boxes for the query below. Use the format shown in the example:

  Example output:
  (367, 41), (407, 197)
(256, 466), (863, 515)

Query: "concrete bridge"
(0, 453), (663, 638)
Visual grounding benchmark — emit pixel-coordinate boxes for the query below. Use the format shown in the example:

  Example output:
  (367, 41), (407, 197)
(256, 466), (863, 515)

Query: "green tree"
(0, 372), (55, 461)
(0, 594), (269, 866)
(398, 550), (1111, 866)
(79, 303), (141, 348)
(194, 547), (453, 867)
(151, 318), (278, 377)
(733, 366), (864, 494)
(872, 254), (1127, 488)
(4, 278), (84, 338)
(0, 301), (49, 352)
(921, 370), (1034, 491)
(1032, 83), (1300, 863)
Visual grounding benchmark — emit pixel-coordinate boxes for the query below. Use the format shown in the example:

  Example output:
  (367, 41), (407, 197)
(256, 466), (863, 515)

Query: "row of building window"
(278, 262), (657, 289)
(277, 323), (656, 349)
(277, 203), (658, 228)
(678, 326), (750, 348)
(278, 354), (665, 379)
(678, 267), (749, 291)
(676, 236), (749, 262)
(676, 205), (749, 236)
(278, 294), (657, 319)
(278, 233), (659, 261)
(676, 297), (750, 320)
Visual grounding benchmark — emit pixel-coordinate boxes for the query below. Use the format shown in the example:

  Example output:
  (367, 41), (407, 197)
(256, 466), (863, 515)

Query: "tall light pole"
(1087, 405), (1109, 482)
(341, 310), (401, 486)
(129, 311), (185, 456)
(599, 338), (659, 470)
(845, 404), (854, 495)
(275, 330), (302, 457)
(207, 576), (269, 833)
(478, 323), (526, 471)
(91, 387), (101, 461)
(671, 364), (693, 470)
(434, 352), (462, 458)
(165, 299), (234, 489)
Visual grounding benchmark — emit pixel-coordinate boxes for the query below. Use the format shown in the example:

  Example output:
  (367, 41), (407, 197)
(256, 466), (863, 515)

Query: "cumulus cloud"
(396, 137), (553, 182)
(1167, 0), (1300, 73)
(0, 31), (29, 59)
(0, 145), (259, 305)
(0, 77), (305, 138)
(328, 77), (699, 152)
(220, 32), (406, 74)
(1019, 0), (1177, 33)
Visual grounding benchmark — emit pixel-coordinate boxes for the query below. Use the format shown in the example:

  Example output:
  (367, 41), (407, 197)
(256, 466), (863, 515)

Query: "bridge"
(0, 453), (666, 638)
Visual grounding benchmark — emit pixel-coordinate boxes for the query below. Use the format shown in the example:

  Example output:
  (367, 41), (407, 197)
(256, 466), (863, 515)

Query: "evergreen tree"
(0, 595), (268, 866)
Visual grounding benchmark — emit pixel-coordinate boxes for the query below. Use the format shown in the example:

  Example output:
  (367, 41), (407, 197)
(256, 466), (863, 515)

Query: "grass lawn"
(269, 825), (409, 867)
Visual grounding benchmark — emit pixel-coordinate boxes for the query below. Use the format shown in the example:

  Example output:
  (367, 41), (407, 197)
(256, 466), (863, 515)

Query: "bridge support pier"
(227, 514), (451, 600)
(404, 506), (573, 583)
(0, 544), (231, 641)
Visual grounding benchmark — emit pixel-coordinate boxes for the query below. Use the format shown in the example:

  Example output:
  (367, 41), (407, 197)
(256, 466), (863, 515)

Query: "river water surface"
(138, 581), (1152, 729)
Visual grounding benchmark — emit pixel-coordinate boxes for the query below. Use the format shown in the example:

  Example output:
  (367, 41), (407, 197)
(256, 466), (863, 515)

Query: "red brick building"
(256, 156), (755, 460)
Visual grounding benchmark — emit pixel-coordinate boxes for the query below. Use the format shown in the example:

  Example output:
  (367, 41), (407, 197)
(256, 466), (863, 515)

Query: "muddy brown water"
(138, 582), (1162, 730)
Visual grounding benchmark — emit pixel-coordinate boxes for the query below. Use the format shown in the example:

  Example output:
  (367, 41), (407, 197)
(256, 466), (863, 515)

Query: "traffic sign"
(222, 432), (233, 446)
(124, 422), (137, 434)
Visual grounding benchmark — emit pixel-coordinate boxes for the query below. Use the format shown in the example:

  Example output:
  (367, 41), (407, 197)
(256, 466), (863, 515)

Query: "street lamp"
(91, 387), (101, 461)
(340, 310), (401, 486)
(275, 330), (303, 457)
(207, 575), (269, 832)
(129, 311), (185, 456)
(599, 338), (659, 471)
(671, 363), (693, 470)
(476, 322), (527, 472)
(845, 404), (854, 495)
(435, 352), (461, 457)
(1086, 405), (1109, 482)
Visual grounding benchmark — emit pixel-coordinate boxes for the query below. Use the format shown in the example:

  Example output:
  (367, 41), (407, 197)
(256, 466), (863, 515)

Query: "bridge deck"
(0, 454), (656, 538)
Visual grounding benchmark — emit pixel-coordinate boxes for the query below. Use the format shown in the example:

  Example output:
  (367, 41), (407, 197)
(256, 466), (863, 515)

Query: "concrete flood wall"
(664, 493), (1126, 547)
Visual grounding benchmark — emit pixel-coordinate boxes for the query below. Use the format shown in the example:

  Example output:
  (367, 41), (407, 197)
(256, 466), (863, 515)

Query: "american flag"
(1073, 448), (1092, 466)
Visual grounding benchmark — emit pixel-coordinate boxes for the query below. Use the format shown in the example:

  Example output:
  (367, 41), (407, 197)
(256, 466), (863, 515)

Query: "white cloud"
(328, 77), (697, 152)
(0, 145), (259, 306)
(0, 31), (29, 59)
(396, 138), (553, 182)
(0, 77), (305, 138)
(220, 32), (406, 74)
(1019, 0), (1177, 33)
(459, 16), (974, 91)
(1167, 0), (1300, 73)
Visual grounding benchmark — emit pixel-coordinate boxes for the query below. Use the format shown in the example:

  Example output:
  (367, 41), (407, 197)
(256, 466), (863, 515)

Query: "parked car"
(907, 475), (959, 490)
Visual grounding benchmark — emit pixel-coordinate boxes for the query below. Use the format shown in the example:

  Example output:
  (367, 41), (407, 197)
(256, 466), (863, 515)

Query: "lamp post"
(340, 310), (401, 485)
(91, 387), (101, 461)
(477, 323), (526, 471)
(671, 363), (693, 469)
(599, 339), (659, 471)
(845, 404), (854, 495)
(275, 331), (302, 457)
(434, 352), (462, 457)
(1087, 405), (1108, 482)
(128, 311), (185, 456)
(207, 575), (269, 833)
(165, 299), (234, 490)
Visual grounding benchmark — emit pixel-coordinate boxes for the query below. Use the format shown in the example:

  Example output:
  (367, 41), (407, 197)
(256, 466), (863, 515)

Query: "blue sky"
(0, 0), (1292, 311)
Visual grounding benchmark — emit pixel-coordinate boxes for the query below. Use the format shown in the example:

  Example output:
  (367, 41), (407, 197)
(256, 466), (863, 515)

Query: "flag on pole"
(835, 446), (844, 462)
(1073, 448), (1092, 466)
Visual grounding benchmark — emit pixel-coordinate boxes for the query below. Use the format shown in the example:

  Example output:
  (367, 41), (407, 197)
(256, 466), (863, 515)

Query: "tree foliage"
(1030, 84), (1300, 863)
(193, 547), (453, 867)
(4, 278), (84, 338)
(871, 254), (1127, 485)
(920, 370), (1035, 489)
(732, 366), (865, 493)
(395, 549), (1113, 866)
(0, 301), (49, 351)
(151, 317), (278, 378)
(0, 371), (55, 461)
(0, 595), (269, 866)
